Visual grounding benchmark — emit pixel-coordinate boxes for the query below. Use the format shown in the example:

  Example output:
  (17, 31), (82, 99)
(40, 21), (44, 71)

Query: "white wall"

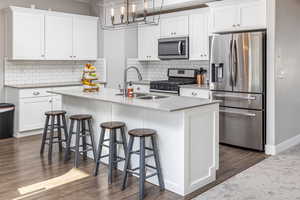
(0, 0), (91, 102)
(274, 0), (300, 145)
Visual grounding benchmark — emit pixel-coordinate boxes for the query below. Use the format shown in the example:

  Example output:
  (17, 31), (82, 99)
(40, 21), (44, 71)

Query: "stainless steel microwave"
(158, 37), (189, 60)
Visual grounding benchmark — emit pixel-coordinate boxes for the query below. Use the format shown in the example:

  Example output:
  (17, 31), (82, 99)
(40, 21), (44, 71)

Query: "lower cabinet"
(6, 86), (80, 137)
(180, 88), (211, 99)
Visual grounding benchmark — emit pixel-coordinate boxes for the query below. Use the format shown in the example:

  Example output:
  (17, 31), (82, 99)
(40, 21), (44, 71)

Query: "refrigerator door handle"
(229, 39), (234, 86)
(220, 110), (257, 117)
(213, 94), (257, 100)
(233, 39), (238, 86)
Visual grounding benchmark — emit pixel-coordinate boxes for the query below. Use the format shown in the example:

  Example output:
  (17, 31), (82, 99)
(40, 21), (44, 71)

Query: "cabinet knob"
(232, 24), (236, 27)
(33, 91), (40, 95)
(137, 87), (140, 91)
(237, 24), (240, 27)
(41, 54), (45, 57)
(192, 92), (197, 96)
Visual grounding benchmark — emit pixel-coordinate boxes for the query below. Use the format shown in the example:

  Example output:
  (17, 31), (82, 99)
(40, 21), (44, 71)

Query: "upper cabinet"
(6, 10), (45, 60)
(189, 11), (210, 61)
(5, 6), (98, 61)
(45, 14), (74, 60)
(160, 16), (189, 37)
(138, 25), (160, 61)
(210, 0), (266, 33)
(73, 16), (98, 60)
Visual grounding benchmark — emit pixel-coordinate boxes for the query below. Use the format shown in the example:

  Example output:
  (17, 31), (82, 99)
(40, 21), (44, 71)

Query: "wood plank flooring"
(0, 135), (267, 200)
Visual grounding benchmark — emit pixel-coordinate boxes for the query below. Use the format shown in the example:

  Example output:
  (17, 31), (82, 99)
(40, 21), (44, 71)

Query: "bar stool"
(40, 110), (68, 161)
(94, 121), (128, 184)
(122, 129), (165, 200)
(64, 114), (97, 168)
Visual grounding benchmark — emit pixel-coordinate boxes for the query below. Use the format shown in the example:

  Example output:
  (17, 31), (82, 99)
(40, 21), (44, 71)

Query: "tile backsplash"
(127, 58), (210, 82)
(4, 59), (106, 85)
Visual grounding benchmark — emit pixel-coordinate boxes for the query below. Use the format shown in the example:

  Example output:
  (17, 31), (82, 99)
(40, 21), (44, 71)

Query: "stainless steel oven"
(158, 37), (189, 60)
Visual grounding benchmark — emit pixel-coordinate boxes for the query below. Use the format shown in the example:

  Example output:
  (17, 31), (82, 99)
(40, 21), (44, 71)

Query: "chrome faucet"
(124, 66), (143, 96)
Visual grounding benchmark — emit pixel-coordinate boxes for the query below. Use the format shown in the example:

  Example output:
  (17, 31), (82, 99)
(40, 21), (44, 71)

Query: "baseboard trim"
(265, 133), (300, 155)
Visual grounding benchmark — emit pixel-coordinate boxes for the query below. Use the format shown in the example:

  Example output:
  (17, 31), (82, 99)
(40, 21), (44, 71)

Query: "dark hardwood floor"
(0, 135), (267, 200)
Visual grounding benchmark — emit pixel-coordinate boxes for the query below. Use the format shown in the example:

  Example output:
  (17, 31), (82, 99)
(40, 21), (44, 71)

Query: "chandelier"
(103, 0), (163, 29)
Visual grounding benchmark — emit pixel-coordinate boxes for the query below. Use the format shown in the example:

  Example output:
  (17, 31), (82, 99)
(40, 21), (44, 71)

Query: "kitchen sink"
(137, 95), (169, 100)
(115, 93), (148, 98)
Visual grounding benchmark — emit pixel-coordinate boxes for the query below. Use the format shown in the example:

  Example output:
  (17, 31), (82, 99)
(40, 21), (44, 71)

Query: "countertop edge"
(5, 82), (107, 89)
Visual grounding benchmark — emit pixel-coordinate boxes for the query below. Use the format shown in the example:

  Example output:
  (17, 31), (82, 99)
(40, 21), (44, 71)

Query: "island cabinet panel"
(57, 88), (219, 196)
(5, 6), (98, 60)
(180, 88), (211, 99)
(45, 14), (74, 60)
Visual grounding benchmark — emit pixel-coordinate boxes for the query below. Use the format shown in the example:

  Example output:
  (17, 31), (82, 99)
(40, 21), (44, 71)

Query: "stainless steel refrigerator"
(210, 31), (266, 151)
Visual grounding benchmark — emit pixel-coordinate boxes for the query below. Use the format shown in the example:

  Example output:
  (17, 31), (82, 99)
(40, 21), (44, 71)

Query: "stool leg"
(108, 129), (114, 184)
(62, 114), (68, 144)
(57, 115), (63, 153)
(65, 119), (74, 161)
(40, 115), (50, 154)
(139, 136), (146, 200)
(112, 129), (118, 170)
(120, 127), (129, 161)
(82, 120), (87, 160)
(87, 119), (97, 161)
(48, 115), (55, 161)
(151, 135), (165, 191)
(122, 135), (134, 190)
(74, 121), (81, 168)
(94, 128), (105, 176)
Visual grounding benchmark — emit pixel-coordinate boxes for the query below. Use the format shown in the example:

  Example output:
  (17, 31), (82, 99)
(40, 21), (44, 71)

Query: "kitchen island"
(50, 88), (219, 196)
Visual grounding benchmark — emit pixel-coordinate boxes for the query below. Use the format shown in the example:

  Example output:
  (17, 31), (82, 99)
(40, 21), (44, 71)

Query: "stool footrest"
(145, 154), (154, 159)
(126, 169), (140, 176)
(116, 141), (124, 145)
(101, 144), (109, 148)
(146, 173), (158, 180)
(145, 164), (157, 170)
(145, 147), (154, 151)
(100, 154), (109, 159)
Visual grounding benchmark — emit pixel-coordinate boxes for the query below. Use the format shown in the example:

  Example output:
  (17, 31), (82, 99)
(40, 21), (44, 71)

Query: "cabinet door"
(189, 12), (209, 60)
(50, 95), (62, 110)
(160, 16), (189, 37)
(19, 97), (51, 132)
(73, 17), (98, 60)
(12, 12), (45, 60)
(45, 14), (73, 60)
(239, 1), (266, 29)
(211, 5), (238, 32)
(138, 25), (160, 61)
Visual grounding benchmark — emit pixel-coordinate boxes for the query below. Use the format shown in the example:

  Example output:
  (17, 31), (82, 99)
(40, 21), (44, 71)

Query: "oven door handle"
(213, 94), (256, 100)
(178, 41), (182, 55)
(219, 110), (256, 117)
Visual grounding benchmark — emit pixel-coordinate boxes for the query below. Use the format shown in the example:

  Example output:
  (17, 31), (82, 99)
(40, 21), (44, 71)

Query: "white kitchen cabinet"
(160, 16), (189, 38)
(210, 0), (266, 33)
(45, 14), (74, 60)
(5, 6), (98, 61)
(189, 12), (209, 61)
(5, 9), (45, 60)
(138, 25), (160, 61)
(180, 88), (211, 99)
(73, 16), (98, 60)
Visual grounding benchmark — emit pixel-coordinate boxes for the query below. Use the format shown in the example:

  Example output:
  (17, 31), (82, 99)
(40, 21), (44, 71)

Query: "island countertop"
(49, 88), (219, 112)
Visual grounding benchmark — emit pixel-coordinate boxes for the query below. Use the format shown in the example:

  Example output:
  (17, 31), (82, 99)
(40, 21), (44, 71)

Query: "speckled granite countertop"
(5, 81), (106, 89)
(49, 88), (219, 112)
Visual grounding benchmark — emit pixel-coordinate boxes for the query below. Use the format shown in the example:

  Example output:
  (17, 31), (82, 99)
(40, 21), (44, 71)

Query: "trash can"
(0, 103), (15, 139)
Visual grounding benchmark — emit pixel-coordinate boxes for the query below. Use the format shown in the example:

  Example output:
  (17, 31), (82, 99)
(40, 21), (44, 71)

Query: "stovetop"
(150, 79), (196, 93)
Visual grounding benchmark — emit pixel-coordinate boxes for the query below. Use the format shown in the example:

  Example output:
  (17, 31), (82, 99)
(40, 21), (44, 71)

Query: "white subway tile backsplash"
(4, 59), (107, 85)
(127, 58), (210, 82)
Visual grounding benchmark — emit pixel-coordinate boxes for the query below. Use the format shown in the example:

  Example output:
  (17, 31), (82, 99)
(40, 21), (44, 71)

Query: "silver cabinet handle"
(213, 94), (256, 100)
(192, 92), (198, 96)
(33, 91), (40, 95)
(178, 41), (182, 55)
(220, 110), (256, 117)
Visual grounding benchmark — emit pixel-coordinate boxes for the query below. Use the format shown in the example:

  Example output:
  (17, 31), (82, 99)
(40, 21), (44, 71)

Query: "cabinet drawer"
(19, 88), (54, 98)
(180, 88), (210, 99)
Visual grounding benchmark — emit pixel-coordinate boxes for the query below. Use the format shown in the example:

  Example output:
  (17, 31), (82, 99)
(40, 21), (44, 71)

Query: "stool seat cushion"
(45, 110), (67, 116)
(100, 121), (126, 129)
(128, 129), (156, 137)
(70, 114), (92, 120)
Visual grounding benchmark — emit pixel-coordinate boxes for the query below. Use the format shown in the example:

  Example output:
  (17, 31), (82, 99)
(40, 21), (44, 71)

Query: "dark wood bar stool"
(94, 121), (128, 184)
(122, 129), (165, 200)
(40, 110), (68, 161)
(64, 114), (97, 168)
